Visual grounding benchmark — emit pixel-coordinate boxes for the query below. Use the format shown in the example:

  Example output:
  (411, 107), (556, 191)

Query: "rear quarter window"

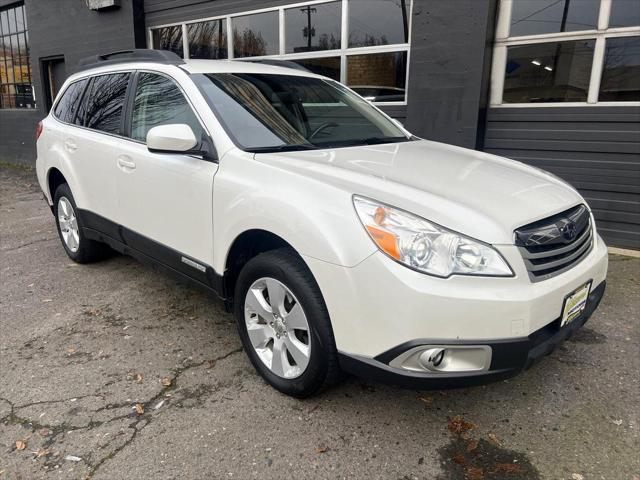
(53, 79), (89, 125)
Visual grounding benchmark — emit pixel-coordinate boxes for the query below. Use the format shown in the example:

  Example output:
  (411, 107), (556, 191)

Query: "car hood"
(257, 139), (585, 244)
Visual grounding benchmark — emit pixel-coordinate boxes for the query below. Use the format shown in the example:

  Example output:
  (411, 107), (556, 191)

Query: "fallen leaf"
(134, 403), (144, 415)
(571, 474), (584, 480)
(491, 463), (522, 474)
(34, 448), (51, 458)
(418, 396), (433, 406)
(37, 428), (51, 437)
(161, 377), (172, 387)
(466, 467), (484, 480)
(448, 415), (477, 435)
(452, 453), (466, 465)
(15, 440), (27, 451)
(315, 446), (328, 453)
(207, 360), (217, 369)
(466, 439), (479, 452)
(67, 347), (76, 355)
(487, 433), (502, 446)
(134, 373), (144, 383)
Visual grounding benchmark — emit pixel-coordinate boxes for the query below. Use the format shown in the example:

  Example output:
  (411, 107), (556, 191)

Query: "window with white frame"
(148, 0), (412, 104)
(491, 0), (640, 106)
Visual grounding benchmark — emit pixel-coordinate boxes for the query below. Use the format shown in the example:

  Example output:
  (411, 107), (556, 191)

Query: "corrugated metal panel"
(144, 0), (294, 26)
(484, 106), (640, 249)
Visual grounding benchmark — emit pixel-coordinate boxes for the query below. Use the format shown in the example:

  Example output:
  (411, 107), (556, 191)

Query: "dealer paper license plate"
(561, 281), (592, 328)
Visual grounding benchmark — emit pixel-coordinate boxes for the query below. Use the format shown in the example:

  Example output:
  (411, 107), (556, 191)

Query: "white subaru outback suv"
(36, 50), (608, 397)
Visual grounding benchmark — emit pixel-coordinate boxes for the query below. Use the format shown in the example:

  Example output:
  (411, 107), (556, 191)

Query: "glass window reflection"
(188, 19), (228, 59)
(285, 1), (341, 53)
(233, 12), (279, 58)
(599, 36), (640, 101)
(510, 0), (600, 37)
(348, 0), (409, 47)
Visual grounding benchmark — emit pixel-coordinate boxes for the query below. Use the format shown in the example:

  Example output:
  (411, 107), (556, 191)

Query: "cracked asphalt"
(0, 165), (639, 480)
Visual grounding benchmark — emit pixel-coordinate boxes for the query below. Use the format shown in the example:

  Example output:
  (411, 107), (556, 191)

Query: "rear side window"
(53, 79), (88, 125)
(131, 72), (203, 143)
(84, 73), (131, 134)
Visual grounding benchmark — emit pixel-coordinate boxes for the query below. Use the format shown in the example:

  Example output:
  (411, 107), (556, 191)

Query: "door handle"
(64, 138), (78, 153)
(117, 157), (136, 171)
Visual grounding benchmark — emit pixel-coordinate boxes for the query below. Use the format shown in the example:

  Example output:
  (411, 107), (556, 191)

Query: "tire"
(234, 248), (342, 397)
(53, 183), (110, 263)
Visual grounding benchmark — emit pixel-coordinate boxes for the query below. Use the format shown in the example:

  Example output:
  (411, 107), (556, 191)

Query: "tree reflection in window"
(84, 73), (130, 134)
(233, 12), (279, 58)
(131, 73), (203, 143)
(152, 26), (184, 57)
(188, 19), (227, 59)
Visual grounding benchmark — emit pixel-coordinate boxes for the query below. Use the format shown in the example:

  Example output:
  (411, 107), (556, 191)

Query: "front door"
(114, 71), (218, 269)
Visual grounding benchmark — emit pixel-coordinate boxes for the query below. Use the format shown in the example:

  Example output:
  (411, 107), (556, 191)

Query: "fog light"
(419, 348), (446, 371)
(389, 345), (492, 373)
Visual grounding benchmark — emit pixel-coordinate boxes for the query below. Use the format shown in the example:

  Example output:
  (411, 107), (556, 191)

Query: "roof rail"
(244, 59), (311, 73)
(76, 49), (185, 72)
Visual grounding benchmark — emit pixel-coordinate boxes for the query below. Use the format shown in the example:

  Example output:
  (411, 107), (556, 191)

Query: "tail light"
(36, 121), (43, 141)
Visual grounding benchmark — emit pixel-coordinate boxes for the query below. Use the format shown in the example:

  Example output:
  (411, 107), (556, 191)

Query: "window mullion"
(496, 0), (512, 40)
(182, 23), (189, 59)
(227, 17), (234, 59)
(340, 0), (349, 83)
(279, 8), (285, 56)
(598, 0), (612, 30)
(588, 35), (607, 103)
(490, 44), (507, 105)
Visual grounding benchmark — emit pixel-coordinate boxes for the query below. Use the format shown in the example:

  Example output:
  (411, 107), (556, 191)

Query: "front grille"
(515, 204), (593, 282)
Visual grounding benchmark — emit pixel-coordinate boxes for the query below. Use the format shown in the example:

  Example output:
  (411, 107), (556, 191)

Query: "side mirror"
(146, 124), (198, 154)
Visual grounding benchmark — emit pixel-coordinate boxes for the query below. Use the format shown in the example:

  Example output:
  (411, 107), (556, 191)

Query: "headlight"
(353, 196), (513, 278)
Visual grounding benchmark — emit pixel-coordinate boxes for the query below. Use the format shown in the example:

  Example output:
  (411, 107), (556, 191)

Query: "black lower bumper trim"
(338, 280), (606, 390)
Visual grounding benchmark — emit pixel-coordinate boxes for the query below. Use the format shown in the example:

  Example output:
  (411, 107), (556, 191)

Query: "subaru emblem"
(562, 221), (577, 241)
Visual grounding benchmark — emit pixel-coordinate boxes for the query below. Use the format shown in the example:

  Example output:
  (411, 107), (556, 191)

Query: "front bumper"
(338, 280), (606, 389)
(304, 234), (608, 357)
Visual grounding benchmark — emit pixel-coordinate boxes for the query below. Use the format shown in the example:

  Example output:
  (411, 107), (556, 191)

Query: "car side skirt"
(77, 209), (226, 300)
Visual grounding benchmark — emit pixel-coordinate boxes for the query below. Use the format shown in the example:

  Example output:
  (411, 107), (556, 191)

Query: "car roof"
(183, 59), (320, 77)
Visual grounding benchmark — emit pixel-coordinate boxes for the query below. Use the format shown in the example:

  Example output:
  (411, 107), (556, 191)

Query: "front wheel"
(234, 248), (341, 397)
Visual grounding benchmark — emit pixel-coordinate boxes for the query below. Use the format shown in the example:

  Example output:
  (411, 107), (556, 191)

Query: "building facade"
(1, 0), (638, 248)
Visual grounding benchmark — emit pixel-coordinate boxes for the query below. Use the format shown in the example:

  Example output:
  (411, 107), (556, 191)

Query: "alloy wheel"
(244, 277), (311, 379)
(58, 196), (80, 253)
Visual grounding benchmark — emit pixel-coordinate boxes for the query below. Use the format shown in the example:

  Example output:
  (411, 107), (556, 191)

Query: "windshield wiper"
(362, 136), (412, 145)
(245, 144), (318, 153)
(315, 136), (412, 148)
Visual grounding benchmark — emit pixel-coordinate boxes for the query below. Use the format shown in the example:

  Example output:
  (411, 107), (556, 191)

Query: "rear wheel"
(53, 183), (110, 263)
(234, 248), (341, 397)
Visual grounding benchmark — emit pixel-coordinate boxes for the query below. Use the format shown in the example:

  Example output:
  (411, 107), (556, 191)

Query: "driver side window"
(131, 72), (203, 143)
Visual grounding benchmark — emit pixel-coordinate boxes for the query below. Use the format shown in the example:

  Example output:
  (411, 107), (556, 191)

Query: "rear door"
(58, 72), (131, 221)
(114, 71), (217, 269)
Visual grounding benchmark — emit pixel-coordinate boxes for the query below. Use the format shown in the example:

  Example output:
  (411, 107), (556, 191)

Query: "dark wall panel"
(404, 0), (497, 149)
(484, 107), (640, 249)
(1, 0), (141, 164)
(145, 0), (294, 26)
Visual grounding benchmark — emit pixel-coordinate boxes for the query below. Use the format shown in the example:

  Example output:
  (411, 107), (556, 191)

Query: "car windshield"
(192, 72), (411, 152)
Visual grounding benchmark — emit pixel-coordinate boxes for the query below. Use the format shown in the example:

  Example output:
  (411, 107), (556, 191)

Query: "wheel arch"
(223, 229), (298, 304)
(47, 167), (67, 203)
